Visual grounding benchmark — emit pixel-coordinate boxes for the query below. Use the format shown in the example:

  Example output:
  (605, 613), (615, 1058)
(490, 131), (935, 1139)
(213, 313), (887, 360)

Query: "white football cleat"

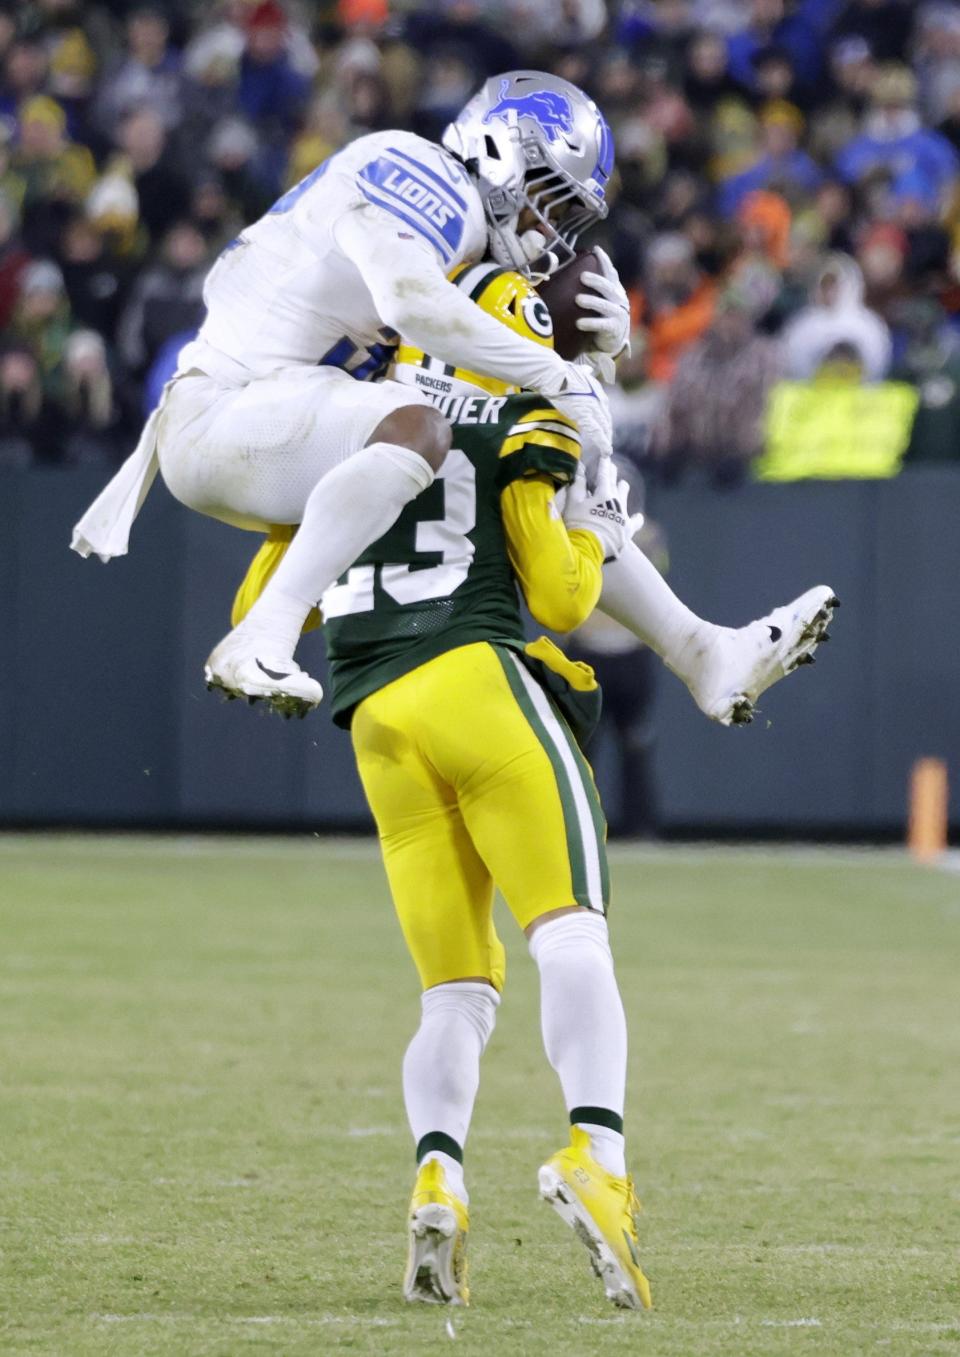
(674, 585), (838, 726)
(204, 628), (323, 720)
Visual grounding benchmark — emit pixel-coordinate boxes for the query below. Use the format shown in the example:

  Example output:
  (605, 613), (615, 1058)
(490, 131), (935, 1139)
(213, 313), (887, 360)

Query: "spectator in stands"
(59, 330), (124, 465)
(206, 116), (275, 221)
(858, 221), (910, 330)
(10, 259), (74, 402)
(782, 252), (892, 379)
(682, 29), (743, 117)
(0, 189), (29, 330)
(634, 232), (718, 384)
(114, 109), (191, 245)
(651, 284), (784, 483)
(0, 39), (49, 122)
(94, 5), (183, 135)
(913, 3), (960, 124)
(835, 64), (960, 205)
(718, 100), (823, 214)
(117, 221), (209, 377)
(889, 169), (952, 291)
(0, 345), (59, 468)
(238, 1), (311, 140)
(895, 297), (960, 463)
(13, 95), (95, 257)
(832, 0), (916, 65)
(726, 0), (825, 96)
(59, 215), (129, 343)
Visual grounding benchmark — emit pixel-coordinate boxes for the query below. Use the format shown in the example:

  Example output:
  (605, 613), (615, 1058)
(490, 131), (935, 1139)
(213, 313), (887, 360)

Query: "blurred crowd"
(3, 0), (960, 479)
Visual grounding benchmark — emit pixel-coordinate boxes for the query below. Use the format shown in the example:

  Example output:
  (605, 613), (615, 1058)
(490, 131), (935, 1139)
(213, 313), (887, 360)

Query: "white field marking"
(761, 1318), (821, 1328)
(348, 1126), (400, 1137)
(445, 1316), (457, 1340)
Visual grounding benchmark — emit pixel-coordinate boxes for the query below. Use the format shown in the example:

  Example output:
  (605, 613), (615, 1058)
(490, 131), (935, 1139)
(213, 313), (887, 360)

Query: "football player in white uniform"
(73, 69), (835, 722)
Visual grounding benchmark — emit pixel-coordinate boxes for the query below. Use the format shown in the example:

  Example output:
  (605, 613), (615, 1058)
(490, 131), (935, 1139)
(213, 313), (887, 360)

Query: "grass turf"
(0, 835), (958, 1356)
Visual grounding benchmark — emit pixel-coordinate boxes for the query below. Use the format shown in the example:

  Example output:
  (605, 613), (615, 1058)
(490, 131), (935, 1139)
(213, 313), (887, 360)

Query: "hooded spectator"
(782, 252), (893, 379)
(835, 64), (960, 206)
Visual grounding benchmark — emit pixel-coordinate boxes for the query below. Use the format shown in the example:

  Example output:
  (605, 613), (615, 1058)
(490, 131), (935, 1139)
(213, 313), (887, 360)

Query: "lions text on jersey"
(182, 131), (488, 382)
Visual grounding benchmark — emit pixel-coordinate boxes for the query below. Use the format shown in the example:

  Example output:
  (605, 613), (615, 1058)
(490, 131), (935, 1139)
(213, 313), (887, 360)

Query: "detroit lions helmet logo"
(482, 78), (574, 143)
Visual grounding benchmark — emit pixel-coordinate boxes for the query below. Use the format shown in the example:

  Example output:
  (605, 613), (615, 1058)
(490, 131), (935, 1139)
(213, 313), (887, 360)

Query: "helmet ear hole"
(484, 135), (501, 159)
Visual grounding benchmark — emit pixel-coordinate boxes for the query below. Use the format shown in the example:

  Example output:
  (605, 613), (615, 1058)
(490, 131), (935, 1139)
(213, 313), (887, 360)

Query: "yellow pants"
(351, 642), (609, 993)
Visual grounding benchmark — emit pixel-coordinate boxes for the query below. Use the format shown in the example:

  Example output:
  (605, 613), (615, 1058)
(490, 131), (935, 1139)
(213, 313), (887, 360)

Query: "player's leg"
(600, 540), (837, 726)
(414, 641), (650, 1309)
(157, 367), (451, 714)
(351, 673), (504, 1304)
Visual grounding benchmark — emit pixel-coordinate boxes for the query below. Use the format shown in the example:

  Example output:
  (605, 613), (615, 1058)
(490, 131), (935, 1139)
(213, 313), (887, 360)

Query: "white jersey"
(182, 130), (487, 383)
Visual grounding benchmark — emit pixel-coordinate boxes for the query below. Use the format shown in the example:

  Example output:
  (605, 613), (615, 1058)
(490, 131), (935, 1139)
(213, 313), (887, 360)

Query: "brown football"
(536, 250), (600, 360)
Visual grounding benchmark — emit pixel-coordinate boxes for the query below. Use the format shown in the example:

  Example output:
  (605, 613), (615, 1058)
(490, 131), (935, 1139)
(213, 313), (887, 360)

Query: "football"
(537, 250), (600, 360)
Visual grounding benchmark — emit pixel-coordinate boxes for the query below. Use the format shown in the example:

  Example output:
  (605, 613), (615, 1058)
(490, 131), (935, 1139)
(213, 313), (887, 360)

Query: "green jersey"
(323, 392), (581, 727)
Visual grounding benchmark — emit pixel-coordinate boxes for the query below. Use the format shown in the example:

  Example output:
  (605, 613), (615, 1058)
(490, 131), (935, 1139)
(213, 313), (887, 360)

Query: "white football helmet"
(443, 69), (613, 279)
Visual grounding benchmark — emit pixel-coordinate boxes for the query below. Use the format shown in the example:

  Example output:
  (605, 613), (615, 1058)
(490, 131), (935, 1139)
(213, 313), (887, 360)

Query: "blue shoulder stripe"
(359, 185), (454, 262)
(387, 146), (469, 211)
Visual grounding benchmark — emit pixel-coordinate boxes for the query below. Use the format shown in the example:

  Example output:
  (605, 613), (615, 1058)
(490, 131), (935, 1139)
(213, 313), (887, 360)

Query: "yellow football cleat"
(402, 1159), (469, 1306)
(538, 1126), (652, 1310)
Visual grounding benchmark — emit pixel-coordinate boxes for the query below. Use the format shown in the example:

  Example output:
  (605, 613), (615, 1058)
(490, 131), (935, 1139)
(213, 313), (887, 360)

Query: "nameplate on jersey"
(358, 150), (466, 263)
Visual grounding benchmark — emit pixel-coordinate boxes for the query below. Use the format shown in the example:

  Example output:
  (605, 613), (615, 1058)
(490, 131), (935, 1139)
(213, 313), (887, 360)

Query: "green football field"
(1, 835), (958, 1356)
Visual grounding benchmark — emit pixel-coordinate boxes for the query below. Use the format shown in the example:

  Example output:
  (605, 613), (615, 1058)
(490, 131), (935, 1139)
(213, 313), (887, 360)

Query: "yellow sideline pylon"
(907, 758), (949, 862)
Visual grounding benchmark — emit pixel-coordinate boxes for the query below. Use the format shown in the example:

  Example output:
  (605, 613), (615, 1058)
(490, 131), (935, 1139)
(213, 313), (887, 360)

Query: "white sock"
(528, 912), (628, 1178)
(403, 981), (500, 1205)
(239, 442), (435, 655)
(600, 539), (712, 672)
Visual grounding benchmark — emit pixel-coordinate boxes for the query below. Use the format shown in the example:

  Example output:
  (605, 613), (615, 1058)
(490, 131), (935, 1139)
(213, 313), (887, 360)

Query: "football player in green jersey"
(233, 262), (653, 1312)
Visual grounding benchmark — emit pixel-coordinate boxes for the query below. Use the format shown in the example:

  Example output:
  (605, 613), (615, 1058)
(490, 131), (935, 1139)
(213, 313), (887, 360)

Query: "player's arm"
(497, 410), (629, 633)
(333, 204), (570, 392)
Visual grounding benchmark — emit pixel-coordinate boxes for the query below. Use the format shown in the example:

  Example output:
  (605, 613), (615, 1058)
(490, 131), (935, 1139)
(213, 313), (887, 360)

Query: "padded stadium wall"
(1, 467), (958, 834)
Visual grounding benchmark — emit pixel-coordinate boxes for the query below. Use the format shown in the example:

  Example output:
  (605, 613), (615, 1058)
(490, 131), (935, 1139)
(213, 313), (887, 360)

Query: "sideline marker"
(908, 758), (948, 862)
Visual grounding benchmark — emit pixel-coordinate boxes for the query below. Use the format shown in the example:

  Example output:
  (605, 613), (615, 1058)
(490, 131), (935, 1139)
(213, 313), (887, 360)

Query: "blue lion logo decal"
(482, 79), (574, 143)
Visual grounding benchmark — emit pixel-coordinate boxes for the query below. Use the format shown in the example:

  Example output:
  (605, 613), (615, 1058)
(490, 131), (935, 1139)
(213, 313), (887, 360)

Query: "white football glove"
(562, 456), (632, 561)
(548, 361), (613, 460)
(576, 246), (631, 384)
